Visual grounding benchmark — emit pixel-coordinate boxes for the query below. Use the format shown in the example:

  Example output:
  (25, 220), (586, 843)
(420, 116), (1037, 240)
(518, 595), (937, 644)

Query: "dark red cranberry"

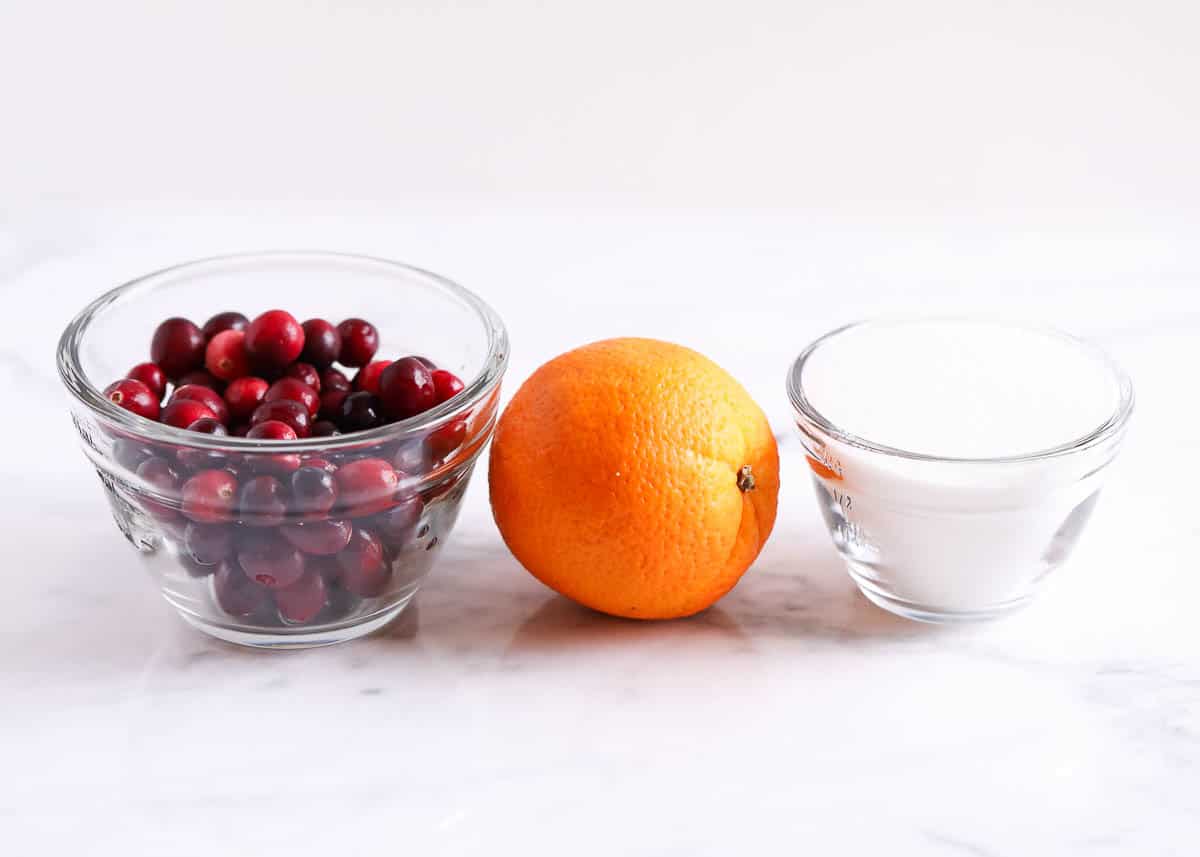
(373, 493), (425, 545)
(136, 456), (181, 520)
(336, 318), (378, 367)
(431, 369), (465, 404)
(183, 522), (234, 565)
(289, 466), (338, 517)
(214, 561), (270, 617)
(186, 416), (227, 437)
(411, 355), (437, 369)
(309, 556), (342, 586)
(300, 318), (342, 368)
(319, 390), (349, 421)
(321, 368), (352, 393)
(311, 420), (341, 437)
(300, 456), (338, 474)
(230, 423), (251, 437)
(205, 329), (250, 381)
(281, 519), (353, 555)
(265, 377), (320, 418)
(238, 475), (288, 526)
(176, 417), (229, 469)
(223, 376), (270, 423)
(126, 363), (167, 401)
(150, 317), (205, 380)
(180, 469), (238, 523)
(246, 419), (297, 442)
(245, 309), (305, 371)
(275, 571), (329, 624)
(104, 378), (161, 421)
(392, 440), (431, 474)
(334, 458), (400, 516)
(160, 398), (218, 430)
(170, 384), (230, 425)
(353, 360), (391, 396)
(201, 311), (249, 341)
(379, 357), (436, 420)
(337, 392), (383, 433)
(176, 368), (224, 392)
(244, 420), (301, 474)
(284, 362), (321, 392)
(429, 418), (468, 462)
(337, 528), (389, 597)
(237, 532), (306, 589)
(250, 399), (311, 438)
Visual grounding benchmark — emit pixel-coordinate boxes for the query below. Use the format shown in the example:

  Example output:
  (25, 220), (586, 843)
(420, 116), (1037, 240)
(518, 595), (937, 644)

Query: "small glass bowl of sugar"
(787, 318), (1133, 623)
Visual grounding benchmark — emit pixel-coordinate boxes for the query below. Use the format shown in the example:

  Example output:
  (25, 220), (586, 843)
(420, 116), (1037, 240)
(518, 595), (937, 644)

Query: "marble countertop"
(4, 206), (1198, 855)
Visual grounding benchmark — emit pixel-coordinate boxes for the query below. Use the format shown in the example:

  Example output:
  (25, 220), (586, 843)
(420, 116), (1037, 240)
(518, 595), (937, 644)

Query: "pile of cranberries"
(101, 310), (470, 627)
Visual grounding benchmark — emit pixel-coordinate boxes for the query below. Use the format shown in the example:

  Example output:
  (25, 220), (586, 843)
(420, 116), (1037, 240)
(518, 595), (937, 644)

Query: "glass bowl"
(787, 319), (1133, 623)
(57, 252), (508, 648)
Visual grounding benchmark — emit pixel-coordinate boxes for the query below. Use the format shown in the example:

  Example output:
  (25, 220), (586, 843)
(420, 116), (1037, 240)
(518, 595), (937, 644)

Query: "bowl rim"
(786, 316), (1135, 464)
(57, 250), (509, 453)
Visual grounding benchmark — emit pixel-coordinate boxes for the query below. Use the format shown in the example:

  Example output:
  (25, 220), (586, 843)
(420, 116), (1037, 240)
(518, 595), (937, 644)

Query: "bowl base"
(847, 564), (1038, 624)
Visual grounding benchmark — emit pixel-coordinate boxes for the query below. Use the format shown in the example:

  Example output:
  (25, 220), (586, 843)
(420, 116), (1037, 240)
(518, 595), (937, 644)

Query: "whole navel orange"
(488, 338), (779, 619)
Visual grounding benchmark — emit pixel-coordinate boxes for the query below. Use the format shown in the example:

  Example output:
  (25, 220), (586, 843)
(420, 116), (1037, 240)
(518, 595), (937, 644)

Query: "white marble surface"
(3, 206), (1199, 855)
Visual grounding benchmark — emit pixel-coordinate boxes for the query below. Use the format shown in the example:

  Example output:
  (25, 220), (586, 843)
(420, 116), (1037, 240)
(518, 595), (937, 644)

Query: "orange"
(488, 338), (779, 619)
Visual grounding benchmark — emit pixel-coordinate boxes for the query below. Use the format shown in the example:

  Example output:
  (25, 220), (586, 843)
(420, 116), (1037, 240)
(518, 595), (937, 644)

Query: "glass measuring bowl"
(787, 319), (1134, 623)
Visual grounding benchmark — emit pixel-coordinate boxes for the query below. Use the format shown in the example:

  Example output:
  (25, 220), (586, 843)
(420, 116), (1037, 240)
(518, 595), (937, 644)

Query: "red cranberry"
(201, 311), (249, 341)
(275, 571), (329, 624)
(161, 398), (218, 430)
(310, 556), (342, 586)
(284, 362), (321, 391)
(373, 494), (425, 545)
(289, 466), (338, 517)
(214, 561), (270, 617)
(336, 318), (378, 367)
(337, 392), (383, 433)
(353, 360), (391, 396)
(281, 519), (353, 555)
(245, 309), (305, 371)
(180, 469), (238, 523)
(379, 357), (436, 420)
(311, 420), (341, 437)
(412, 355), (437, 369)
(334, 458), (400, 516)
(300, 456), (338, 473)
(245, 420), (301, 474)
(237, 532), (306, 589)
(265, 377), (320, 418)
(126, 363), (167, 401)
(205, 329), (251, 381)
(320, 390), (349, 421)
(176, 417), (229, 469)
(431, 369), (465, 404)
(321, 368), (351, 392)
(170, 384), (230, 425)
(230, 423), (251, 437)
(183, 522), (234, 565)
(250, 399), (312, 438)
(238, 475), (288, 526)
(337, 528), (389, 597)
(136, 456), (181, 520)
(223, 376), (270, 423)
(150, 317), (205, 380)
(104, 378), (161, 421)
(176, 368), (224, 392)
(392, 440), (431, 474)
(300, 319), (342, 368)
(429, 418), (468, 462)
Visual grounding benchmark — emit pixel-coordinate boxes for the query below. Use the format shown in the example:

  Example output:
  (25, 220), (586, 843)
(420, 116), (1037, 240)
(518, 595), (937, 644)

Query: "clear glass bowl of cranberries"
(57, 252), (508, 648)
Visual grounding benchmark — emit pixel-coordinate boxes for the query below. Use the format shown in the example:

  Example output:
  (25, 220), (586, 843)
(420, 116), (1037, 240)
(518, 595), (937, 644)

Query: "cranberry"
(300, 318), (342, 368)
(284, 362), (321, 392)
(379, 357), (436, 420)
(201, 311), (249, 341)
(265, 378), (320, 418)
(411, 355), (437, 369)
(250, 399), (312, 438)
(136, 456), (181, 520)
(373, 494), (425, 545)
(321, 368), (352, 393)
(245, 309), (305, 371)
(238, 475), (288, 526)
(176, 417), (229, 469)
(170, 384), (230, 425)
(353, 360), (391, 396)
(183, 522), (234, 565)
(320, 390), (349, 421)
(160, 398), (218, 430)
(392, 440), (431, 474)
(311, 420), (341, 437)
(289, 466), (338, 517)
(230, 423), (251, 437)
(336, 318), (378, 367)
(300, 456), (338, 473)
(126, 363), (167, 401)
(309, 556), (342, 586)
(214, 561), (270, 617)
(150, 317), (205, 380)
(104, 378), (161, 421)
(113, 437), (151, 471)
(431, 369), (465, 404)
(281, 519), (353, 555)
(237, 531), (306, 589)
(180, 469), (238, 523)
(244, 420), (301, 474)
(205, 329), (251, 381)
(275, 571), (329, 624)
(429, 418), (468, 462)
(337, 528), (389, 597)
(176, 369), (224, 392)
(334, 458), (400, 516)
(337, 392), (383, 433)
(223, 376), (270, 423)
